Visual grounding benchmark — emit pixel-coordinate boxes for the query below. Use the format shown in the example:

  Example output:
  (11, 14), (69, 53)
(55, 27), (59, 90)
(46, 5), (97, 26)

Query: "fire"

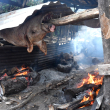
(81, 96), (89, 103)
(96, 89), (100, 96)
(77, 69), (104, 108)
(12, 66), (30, 81)
(0, 73), (8, 80)
(81, 90), (94, 103)
(15, 71), (28, 76)
(77, 70), (104, 88)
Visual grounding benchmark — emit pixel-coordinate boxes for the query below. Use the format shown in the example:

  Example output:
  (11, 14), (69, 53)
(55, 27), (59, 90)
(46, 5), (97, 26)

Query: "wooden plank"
(98, 64), (110, 75)
(98, 0), (110, 109)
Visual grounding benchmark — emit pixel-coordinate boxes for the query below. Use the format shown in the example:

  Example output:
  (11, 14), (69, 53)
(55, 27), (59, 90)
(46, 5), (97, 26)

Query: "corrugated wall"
(0, 42), (74, 72)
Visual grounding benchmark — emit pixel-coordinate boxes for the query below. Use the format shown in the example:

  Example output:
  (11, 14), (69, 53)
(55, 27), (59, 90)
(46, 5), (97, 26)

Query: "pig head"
(0, 14), (55, 55)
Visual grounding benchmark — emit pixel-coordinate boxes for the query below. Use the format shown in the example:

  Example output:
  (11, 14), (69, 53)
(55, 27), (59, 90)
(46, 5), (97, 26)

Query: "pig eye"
(31, 30), (36, 34)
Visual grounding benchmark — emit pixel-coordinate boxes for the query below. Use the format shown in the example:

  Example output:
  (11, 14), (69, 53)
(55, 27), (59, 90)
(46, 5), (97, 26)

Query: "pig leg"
(33, 40), (47, 55)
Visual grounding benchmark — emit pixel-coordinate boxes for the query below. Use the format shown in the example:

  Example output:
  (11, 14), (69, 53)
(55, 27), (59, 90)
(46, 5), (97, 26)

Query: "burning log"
(62, 70), (104, 109)
(0, 66), (40, 95)
(0, 67), (29, 77)
(91, 85), (104, 110)
(0, 67), (17, 77)
(0, 67), (40, 95)
(1, 77), (28, 95)
(53, 98), (92, 110)
(53, 98), (83, 109)
(63, 84), (101, 99)
(9, 74), (75, 110)
(67, 100), (92, 110)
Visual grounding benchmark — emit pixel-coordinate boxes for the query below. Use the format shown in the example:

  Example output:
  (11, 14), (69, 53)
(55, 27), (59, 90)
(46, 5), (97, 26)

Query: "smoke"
(70, 25), (103, 65)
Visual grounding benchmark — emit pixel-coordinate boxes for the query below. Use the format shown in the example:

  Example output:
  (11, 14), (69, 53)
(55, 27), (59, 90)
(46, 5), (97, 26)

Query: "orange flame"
(80, 90), (94, 108)
(81, 90), (94, 103)
(3, 73), (8, 77)
(96, 89), (100, 96)
(77, 69), (104, 108)
(15, 71), (28, 77)
(77, 70), (104, 88)
(12, 67), (30, 81)
(0, 73), (8, 80)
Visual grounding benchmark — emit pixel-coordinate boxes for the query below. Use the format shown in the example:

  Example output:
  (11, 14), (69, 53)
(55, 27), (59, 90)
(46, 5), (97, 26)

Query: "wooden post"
(98, 0), (110, 109)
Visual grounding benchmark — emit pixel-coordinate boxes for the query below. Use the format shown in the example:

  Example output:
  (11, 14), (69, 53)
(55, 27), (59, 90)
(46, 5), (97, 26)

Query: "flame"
(77, 69), (104, 108)
(3, 73), (8, 77)
(81, 96), (89, 103)
(81, 90), (94, 103)
(0, 73), (8, 80)
(77, 70), (104, 88)
(96, 89), (100, 96)
(80, 90), (94, 108)
(12, 67), (30, 81)
(15, 71), (28, 76)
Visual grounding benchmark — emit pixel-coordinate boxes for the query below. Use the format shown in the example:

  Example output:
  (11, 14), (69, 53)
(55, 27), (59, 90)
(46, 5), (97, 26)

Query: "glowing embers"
(12, 66), (30, 81)
(0, 66), (39, 95)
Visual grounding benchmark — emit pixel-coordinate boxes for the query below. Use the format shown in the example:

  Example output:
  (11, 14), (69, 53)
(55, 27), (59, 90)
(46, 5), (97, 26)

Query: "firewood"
(67, 100), (92, 110)
(9, 74), (75, 110)
(0, 69), (8, 76)
(63, 84), (101, 98)
(54, 98), (92, 110)
(53, 98), (83, 109)
(1, 77), (28, 95)
(90, 85), (103, 110)
(7, 67), (18, 76)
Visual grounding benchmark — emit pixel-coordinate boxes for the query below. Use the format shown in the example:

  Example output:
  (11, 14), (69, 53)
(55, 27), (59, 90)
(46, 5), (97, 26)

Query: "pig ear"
(40, 13), (48, 23)
(24, 35), (33, 53)
(40, 12), (52, 23)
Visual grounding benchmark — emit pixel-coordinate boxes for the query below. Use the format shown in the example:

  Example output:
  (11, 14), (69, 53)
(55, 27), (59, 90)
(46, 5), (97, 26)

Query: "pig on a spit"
(0, 12), (55, 55)
(0, 17), (55, 55)
(0, 2), (73, 55)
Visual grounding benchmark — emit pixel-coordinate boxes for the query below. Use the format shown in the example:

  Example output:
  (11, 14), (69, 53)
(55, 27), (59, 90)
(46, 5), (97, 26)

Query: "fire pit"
(0, 64), (103, 110)
(0, 66), (39, 96)
(50, 68), (104, 110)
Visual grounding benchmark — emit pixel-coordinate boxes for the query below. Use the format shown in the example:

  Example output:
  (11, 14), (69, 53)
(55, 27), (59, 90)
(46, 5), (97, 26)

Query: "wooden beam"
(98, 0), (110, 109)
(49, 8), (99, 26)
